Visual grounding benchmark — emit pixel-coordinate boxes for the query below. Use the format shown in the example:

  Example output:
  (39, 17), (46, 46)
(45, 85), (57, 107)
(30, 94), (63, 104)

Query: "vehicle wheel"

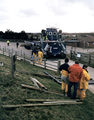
(61, 53), (66, 59)
(24, 45), (31, 50)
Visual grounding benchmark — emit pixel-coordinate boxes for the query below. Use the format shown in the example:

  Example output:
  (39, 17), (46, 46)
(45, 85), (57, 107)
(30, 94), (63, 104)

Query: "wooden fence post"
(57, 60), (61, 73)
(33, 59), (35, 65)
(44, 59), (46, 69)
(11, 55), (16, 78)
(15, 51), (18, 59)
(88, 54), (91, 65)
(3, 48), (4, 55)
(8, 49), (10, 57)
(21, 50), (22, 57)
(12, 48), (13, 55)
(23, 53), (25, 61)
(70, 47), (73, 59)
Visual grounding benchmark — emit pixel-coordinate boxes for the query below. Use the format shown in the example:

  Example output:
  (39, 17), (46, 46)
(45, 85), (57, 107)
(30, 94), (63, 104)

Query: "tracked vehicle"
(40, 28), (66, 58)
(24, 28), (66, 58)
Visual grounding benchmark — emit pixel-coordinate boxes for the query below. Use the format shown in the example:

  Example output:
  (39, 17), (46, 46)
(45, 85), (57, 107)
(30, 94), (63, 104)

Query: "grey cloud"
(66, 0), (94, 9)
(84, 0), (94, 10)
(20, 9), (38, 17)
(0, 15), (9, 21)
(0, 9), (9, 21)
(0, 0), (5, 3)
(45, 0), (70, 16)
(64, 0), (84, 2)
(46, 0), (94, 16)
(48, 6), (67, 16)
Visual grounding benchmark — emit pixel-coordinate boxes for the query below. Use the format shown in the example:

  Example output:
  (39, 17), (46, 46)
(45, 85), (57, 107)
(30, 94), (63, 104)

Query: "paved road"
(0, 42), (94, 93)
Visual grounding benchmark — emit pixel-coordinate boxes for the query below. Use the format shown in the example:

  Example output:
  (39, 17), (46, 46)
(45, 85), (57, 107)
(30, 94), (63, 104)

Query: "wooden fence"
(70, 50), (94, 66)
(0, 46), (61, 72)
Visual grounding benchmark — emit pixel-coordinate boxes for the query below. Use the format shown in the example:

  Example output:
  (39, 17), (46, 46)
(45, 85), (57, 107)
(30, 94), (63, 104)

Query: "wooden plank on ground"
(2, 101), (82, 109)
(43, 101), (80, 104)
(21, 84), (42, 91)
(30, 77), (47, 89)
(30, 77), (40, 88)
(26, 99), (62, 102)
(44, 71), (61, 85)
(26, 99), (79, 103)
(21, 84), (64, 96)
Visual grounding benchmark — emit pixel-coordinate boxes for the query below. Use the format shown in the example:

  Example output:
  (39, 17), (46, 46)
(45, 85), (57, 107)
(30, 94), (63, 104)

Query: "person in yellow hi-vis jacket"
(38, 49), (43, 64)
(77, 64), (90, 101)
(32, 49), (37, 63)
(59, 58), (69, 96)
(7, 40), (10, 46)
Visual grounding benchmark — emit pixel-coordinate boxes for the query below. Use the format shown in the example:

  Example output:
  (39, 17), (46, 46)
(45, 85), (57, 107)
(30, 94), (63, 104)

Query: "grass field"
(0, 54), (94, 120)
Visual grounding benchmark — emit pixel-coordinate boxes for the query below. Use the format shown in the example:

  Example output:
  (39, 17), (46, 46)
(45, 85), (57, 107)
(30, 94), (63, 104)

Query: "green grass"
(0, 54), (94, 120)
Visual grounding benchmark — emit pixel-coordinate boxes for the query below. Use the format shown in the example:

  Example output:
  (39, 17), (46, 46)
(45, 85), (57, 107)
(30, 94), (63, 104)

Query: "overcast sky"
(0, 0), (94, 33)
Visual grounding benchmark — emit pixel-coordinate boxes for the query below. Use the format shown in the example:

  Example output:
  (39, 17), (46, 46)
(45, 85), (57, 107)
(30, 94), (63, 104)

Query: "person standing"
(77, 64), (90, 101)
(38, 49), (43, 64)
(59, 58), (70, 96)
(67, 61), (83, 99)
(16, 42), (19, 48)
(32, 49), (37, 63)
(7, 40), (10, 46)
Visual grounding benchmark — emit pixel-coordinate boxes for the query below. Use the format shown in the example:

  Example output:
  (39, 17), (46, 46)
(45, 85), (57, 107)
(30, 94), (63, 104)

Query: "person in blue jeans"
(68, 82), (79, 99)
(67, 61), (83, 99)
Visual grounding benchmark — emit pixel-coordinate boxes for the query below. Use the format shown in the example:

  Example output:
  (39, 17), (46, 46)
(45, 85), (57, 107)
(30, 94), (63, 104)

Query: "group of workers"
(32, 49), (43, 64)
(59, 58), (90, 101)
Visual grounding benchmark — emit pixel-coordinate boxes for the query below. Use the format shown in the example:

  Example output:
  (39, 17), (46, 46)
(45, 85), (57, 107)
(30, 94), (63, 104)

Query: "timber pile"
(22, 77), (63, 96)
(2, 76), (83, 109)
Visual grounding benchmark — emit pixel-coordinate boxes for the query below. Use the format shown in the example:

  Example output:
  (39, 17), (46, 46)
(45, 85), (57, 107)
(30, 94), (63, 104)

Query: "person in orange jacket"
(38, 49), (43, 64)
(59, 58), (70, 96)
(67, 61), (83, 99)
(77, 64), (90, 101)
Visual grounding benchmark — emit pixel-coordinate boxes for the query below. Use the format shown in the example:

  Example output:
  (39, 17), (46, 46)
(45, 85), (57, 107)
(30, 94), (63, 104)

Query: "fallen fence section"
(44, 71), (61, 85)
